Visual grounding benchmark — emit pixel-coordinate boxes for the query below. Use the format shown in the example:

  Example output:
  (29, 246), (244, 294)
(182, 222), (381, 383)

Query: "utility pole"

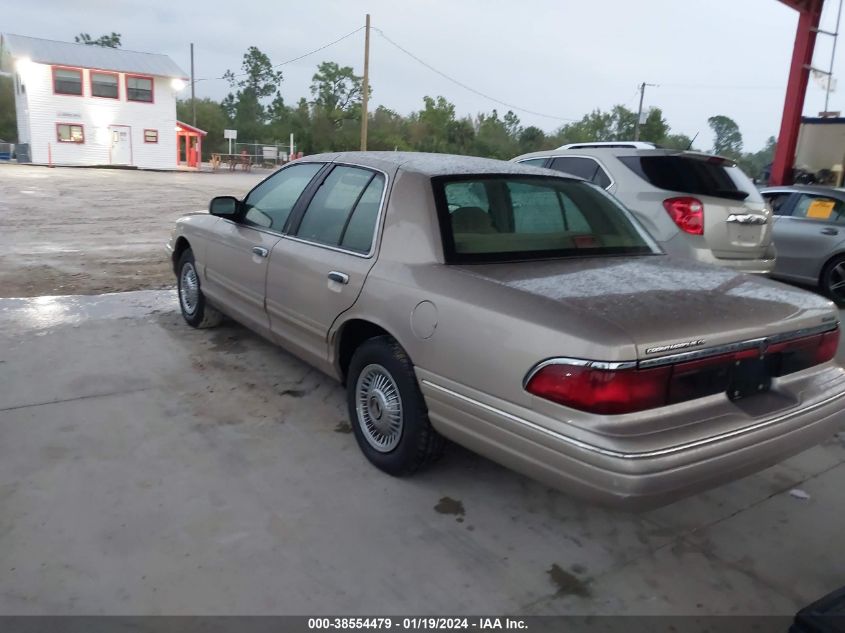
(360, 14), (371, 151)
(825, 0), (843, 113)
(634, 82), (657, 141)
(190, 43), (196, 127)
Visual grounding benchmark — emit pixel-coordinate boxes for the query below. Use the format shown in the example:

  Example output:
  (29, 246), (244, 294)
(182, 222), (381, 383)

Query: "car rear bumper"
(418, 366), (845, 510)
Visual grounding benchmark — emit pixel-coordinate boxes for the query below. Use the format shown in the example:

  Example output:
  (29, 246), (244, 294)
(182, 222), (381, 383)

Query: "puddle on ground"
(0, 289), (177, 333)
(434, 496), (465, 520)
(547, 563), (591, 597)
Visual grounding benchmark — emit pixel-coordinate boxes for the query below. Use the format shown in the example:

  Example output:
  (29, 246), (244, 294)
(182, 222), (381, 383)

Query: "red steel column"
(770, 0), (824, 185)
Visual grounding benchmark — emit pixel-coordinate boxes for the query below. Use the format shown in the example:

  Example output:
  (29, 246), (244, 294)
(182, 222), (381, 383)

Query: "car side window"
(242, 163), (323, 231)
(296, 166), (384, 250)
(791, 194), (845, 223)
(340, 174), (385, 253)
(549, 156), (611, 189)
(762, 192), (793, 215)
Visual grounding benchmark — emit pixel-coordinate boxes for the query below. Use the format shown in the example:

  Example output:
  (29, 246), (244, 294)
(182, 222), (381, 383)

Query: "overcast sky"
(7, 0), (845, 151)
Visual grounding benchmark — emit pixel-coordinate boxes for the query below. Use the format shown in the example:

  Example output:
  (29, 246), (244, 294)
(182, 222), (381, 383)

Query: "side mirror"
(209, 196), (240, 217)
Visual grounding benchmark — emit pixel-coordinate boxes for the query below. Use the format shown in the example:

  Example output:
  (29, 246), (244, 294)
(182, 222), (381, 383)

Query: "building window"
(144, 129), (159, 143)
(126, 75), (153, 102)
(53, 67), (83, 95)
(56, 123), (84, 143)
(91, 71), (119, 99)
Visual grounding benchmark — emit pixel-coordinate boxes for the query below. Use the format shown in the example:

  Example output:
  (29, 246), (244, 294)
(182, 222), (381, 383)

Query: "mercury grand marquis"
(167, 152), (845, 508)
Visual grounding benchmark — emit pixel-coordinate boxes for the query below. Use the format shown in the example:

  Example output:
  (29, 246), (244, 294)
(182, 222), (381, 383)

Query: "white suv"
(512, 146), (776, 274)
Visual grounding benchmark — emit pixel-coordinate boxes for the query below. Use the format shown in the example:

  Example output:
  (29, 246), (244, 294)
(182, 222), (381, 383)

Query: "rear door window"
(619, 154), (759, 202)
(295, 165), (385, 252)
(791, 193), (845, 223)
(549, 156), (612, 189)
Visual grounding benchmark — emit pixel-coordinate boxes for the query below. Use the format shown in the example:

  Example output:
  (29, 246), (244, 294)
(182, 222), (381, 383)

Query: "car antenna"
(686, 132), (699, 151)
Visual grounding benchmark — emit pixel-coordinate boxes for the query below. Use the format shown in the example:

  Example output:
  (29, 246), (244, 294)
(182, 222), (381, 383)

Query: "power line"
(193, 26), (365, 84)
(372, 27), (579, 122)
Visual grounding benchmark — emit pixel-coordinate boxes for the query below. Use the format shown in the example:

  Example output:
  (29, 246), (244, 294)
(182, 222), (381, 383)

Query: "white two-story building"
(1, 33), (193, 169)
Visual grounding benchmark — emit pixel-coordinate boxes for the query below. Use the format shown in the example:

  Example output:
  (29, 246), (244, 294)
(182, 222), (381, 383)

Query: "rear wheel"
(177, 248), (223, 328)
(346, 336), (445, 475)
(821, 255), (845, 307)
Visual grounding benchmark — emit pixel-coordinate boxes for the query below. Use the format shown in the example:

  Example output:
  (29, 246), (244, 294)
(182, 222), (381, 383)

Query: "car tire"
(346, 335), (445, 476)
(820, 254), (845, 307)
(177, 248), (223, 328)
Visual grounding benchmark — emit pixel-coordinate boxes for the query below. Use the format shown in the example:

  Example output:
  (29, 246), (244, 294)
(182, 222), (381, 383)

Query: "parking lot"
(0, 164), (266, 297)
(1, 164), (844, 616)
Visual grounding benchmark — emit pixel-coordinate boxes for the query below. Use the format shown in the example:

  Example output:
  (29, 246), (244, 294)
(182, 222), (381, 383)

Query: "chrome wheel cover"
(829, 262), (845, 303)
(179, 262), (200, 316)
(355, 363), (404, 453)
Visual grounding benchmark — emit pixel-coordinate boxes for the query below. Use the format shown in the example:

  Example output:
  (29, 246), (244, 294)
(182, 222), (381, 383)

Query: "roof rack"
(557, 141), (658, 150)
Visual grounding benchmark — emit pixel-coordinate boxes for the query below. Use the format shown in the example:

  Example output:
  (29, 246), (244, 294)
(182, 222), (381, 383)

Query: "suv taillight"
(663, 197), (704, 235)
(525, 328), (839, 415)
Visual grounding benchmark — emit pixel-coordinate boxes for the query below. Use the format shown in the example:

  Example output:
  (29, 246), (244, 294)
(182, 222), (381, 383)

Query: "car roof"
(302, 151), (564, 177)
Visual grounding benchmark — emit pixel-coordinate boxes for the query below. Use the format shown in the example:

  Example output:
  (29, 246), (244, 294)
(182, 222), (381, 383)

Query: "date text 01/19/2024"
(307, 617), (529, 630)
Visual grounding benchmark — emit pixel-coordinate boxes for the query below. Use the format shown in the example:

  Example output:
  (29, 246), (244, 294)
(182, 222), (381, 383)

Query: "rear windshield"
(432, 175), (656, 263)
(619, 155), (760, 202)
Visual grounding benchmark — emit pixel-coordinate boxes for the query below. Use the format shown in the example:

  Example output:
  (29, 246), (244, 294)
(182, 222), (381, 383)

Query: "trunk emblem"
(726, 213), (767, 225)
(645, 339), (706, 355)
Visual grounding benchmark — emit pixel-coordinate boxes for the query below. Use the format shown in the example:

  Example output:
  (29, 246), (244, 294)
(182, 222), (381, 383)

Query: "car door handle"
(327, 271), (349, 284)
(821, 228), (839, 236)
(252, 246), (269, 258)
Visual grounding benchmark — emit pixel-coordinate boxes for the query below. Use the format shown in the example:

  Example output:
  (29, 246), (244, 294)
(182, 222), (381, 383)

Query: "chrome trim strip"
(523, 357), (638, 388)
(639, 322), (839, 368)
(421, 379), (845, 461)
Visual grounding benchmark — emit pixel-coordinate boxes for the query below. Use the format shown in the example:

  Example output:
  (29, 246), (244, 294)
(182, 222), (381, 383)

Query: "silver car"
(167, 152), (844, 508)
(760, 185), (845, 305)
(512, 145), (776, 274)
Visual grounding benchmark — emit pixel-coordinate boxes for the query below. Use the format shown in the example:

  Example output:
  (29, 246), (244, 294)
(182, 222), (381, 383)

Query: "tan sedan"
(167, 152), (845, 508)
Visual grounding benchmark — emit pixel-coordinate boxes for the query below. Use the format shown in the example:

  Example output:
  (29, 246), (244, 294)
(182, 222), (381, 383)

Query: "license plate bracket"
(728, 357), (771, 401)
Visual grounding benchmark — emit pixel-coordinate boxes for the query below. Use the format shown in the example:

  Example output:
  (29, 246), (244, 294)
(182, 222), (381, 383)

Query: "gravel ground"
(0, 163), (266, 297)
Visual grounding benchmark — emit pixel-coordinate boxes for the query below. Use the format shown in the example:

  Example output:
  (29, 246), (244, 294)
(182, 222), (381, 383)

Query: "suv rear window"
(433, 175), (656, 263)
(619, 155), (757, 202)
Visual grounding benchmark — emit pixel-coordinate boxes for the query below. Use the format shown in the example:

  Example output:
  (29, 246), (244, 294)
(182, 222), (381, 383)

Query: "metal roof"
(1, 33), (188, 79)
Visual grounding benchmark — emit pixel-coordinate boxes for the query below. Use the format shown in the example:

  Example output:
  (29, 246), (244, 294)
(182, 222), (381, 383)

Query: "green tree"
(659, 133), (694, 150)
(475, 109), (518, 159)
(368, 106), (410, 151)
(177, 98), (228, 154)
(708, 115), (743, 158)
(737, 135), (776, 181)
(0, 76), (15, 141)
(310, 61), (364, 126)
(223, 47), (283, 142)
(518, 126), (547, 153)
(74, 32), (121, 48)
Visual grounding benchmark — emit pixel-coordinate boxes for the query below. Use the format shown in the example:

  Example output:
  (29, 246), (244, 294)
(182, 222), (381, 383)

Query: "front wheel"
(821, 254), (845, 307)
(346, 336), (445, 476)
(177, 248), (223, 328)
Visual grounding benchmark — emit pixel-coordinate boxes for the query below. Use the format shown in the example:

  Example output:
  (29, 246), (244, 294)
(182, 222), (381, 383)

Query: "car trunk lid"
(457, 256), (836, 362)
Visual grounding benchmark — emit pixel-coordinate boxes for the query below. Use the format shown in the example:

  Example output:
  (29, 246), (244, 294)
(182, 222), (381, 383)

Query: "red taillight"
(526, 328), (839, 415)
(525, 364), (671, 415)
(663, 197), (704, 235)
(817, 329), (840, 364)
